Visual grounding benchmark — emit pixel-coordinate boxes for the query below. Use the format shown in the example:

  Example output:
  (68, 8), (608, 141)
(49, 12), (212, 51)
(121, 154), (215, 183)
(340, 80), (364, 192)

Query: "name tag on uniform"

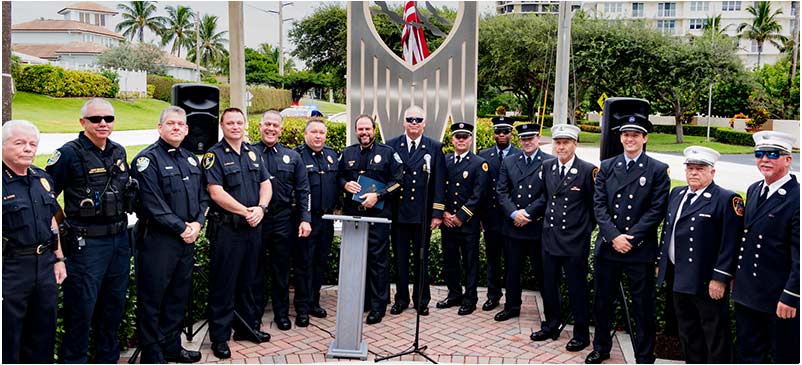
(89, 167), (107, 174)
(164, 166), (174, 170)
(224, 162), (235, 166)
(570, 186), (581, 191)
(698, 213), (711, 218)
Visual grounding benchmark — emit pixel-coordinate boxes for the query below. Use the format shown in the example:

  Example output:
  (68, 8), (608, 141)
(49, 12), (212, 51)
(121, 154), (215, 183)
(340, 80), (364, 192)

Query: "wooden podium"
(323, 214), (391, 360)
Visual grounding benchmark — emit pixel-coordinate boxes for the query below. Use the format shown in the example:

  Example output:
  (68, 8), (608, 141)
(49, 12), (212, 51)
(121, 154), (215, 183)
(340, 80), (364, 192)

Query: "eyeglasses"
(453, 133), (471, 140)
(84, 115), (115, 124)
(754, 150), (785, 159)
(405, 117), (424, 124)
(494, 128), (512, 135)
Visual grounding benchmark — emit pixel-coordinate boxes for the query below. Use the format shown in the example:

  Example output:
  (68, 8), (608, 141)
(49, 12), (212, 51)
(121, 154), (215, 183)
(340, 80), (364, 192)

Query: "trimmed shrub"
(714, 129), (755, 147)
(147, 74), (184, 102)
(579, 124), (602, 133)
(16, 64), (114, 97)
(219, 85), (292, 114)
(247, 117), (347, 153)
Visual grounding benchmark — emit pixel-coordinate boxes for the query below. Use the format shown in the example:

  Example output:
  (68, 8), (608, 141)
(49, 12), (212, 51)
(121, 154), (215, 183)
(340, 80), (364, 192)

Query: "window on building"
(722, 1), (742, 11)
(604, 2), (623, 13)
(521, 4), (538, 12)
(632, 3), (645, 17)
(658, 2), (676, 17)
(792, 1), (798, 16)
(100, 15), (106, 26)
(751, 40), (760, 52)
(689, 18), (705, 29)
(80, 12), (89, 23)
(504, 4), (513, 13)
(690, 1), (709, 11)
(657, 20), (677, 34)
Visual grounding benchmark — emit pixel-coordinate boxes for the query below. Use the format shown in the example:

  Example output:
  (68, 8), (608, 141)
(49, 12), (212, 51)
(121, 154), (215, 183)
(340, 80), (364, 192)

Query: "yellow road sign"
(597, 92), (608, 109)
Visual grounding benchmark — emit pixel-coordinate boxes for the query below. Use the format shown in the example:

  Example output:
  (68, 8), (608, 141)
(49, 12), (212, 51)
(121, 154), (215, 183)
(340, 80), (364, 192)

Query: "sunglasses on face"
(494, 128), (512, 135)
(453, 133), (471, 140)
(754, 150), (785, 159)
(84, 115), (115, 124)
(405, 117), (424, 124)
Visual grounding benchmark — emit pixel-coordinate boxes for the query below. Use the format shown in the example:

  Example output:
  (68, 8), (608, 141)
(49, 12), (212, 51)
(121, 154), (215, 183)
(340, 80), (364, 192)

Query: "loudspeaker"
(172, 83), (220, 154)
(600, 97), (650, 160)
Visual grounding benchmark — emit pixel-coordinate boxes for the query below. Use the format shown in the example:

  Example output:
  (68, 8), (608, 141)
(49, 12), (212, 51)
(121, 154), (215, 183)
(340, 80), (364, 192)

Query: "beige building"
(496, 1), (798, 68)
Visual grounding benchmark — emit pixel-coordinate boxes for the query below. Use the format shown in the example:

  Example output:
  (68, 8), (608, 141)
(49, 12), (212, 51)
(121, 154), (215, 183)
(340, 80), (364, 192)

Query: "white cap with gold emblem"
(550, 124), (580, 140)
(683, 146), (720, 166)
(753, 131), (796, 153)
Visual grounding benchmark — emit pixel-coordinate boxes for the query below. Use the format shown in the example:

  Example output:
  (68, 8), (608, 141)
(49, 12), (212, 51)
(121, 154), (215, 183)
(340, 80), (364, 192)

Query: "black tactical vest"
(62, 140), (133, 219)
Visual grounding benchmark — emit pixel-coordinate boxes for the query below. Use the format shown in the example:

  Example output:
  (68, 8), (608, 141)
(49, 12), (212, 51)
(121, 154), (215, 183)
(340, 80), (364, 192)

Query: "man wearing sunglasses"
(656, 146), (742, 363)
(495, 122), (553, 322)
(439, 122), (489, 315)
(477, 116), (520, 311)
(732, 131), (799, 364)
(386, 106), (446, 316)
(45, 98), (137, 363)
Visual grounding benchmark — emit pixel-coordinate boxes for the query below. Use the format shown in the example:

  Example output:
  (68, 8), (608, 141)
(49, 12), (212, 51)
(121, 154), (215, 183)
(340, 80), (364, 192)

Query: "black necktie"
(560, 165), (566, 179)
(626, 160), (635, 172)
(410, 140), (416, 154)
(455, 155), (461, 164)
(757, 185), (769, 207)
(499, 152), (504, 164)
(680, 192), (696, 215)
(526, 156), (532, 165)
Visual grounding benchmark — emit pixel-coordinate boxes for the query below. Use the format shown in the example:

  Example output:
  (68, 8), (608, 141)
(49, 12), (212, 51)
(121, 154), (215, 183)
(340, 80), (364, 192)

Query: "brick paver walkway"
(121, 286), (626, 364)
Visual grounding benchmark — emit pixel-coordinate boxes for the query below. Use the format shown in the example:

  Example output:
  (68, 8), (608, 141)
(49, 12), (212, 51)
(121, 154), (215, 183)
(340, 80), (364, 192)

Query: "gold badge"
(732, 196), (745, 217)
(481, 162), (489, 172)
(203, 152), (215, 169)
(283, 154), (291, 164)
(592, 167), (599, 181)
(374, 155), (382, 164)
(327, 155), (334, 164)
(40, 178), (51, 192)
(463, 171), (469, 179)
(117, 159), (126, 172)
(248, 151), (257, 162)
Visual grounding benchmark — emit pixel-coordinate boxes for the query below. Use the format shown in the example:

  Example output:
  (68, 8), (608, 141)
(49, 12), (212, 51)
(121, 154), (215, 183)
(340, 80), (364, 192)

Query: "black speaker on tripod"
(172, 83), (220, 154)
(600, 97), (650, 160)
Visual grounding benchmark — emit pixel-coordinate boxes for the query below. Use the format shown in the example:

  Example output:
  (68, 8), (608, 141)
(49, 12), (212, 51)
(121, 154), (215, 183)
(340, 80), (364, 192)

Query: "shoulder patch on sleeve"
(203, 152), (215, 169)
(46, 150), (62, 166)
(481, 162), (489, 172)
(135, 156), (150, 172)
(393, 152), (402, 164)
(666, 167), (671, 177)
(592, 167), (599, 181)
(732, 196), (744, 217)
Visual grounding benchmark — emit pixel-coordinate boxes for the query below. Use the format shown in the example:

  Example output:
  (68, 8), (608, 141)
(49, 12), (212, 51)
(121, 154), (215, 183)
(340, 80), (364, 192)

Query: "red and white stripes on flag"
(401, 1), (429, 65)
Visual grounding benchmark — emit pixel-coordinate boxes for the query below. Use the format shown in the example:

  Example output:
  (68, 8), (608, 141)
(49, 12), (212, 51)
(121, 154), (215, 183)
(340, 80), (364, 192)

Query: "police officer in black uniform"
(477, 116), (519, 311)
(733, 131), (799, 364)
(531, 124), (596, 352)
(387, 106), (446, 316)
(2, 120), (67, 364)
(295, 118), (339, 320)
(495, 122), (553, 322)
(438, 122), (488, 315)
(252, 110), (311, 331)
(203, 107), (272, 359)
(586, 115), (670, 364)
(130, 106), (207, 363)
(656, 146), (742, 363)
(338, 114), (403, 325)
(46, 98), (137, 364)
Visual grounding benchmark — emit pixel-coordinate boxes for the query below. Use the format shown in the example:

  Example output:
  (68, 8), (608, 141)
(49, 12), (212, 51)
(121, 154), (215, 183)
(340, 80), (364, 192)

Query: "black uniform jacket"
(478, 145), (521, 230)
(443, 152), (489, 233)
(386, 135), (446, 223)
(496, 148), (554, 240)
(538, 157), (597, 257)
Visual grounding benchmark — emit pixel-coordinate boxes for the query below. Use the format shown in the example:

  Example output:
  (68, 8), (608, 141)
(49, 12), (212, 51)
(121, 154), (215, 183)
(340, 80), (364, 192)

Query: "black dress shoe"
(493, 309), (520, 321)
(366, 311), (384, 324)
(436, 297), (462, 309)
(584, 350), (609, 364)
(390, 302), (407, 315)
(164, 348), (202, 363)
(233, 329), (271, 343)
(417, 306), (429, 316)
(481, 298), (500, 311)
(566, 338), (590, 352)
(310, 306), (328, 318)
(211, 342), (231, 359)
(296, 314), (310, 327)
(275, 317), (292, 331)
(530, 329), (560, 341)
(457, 304), (475, 315)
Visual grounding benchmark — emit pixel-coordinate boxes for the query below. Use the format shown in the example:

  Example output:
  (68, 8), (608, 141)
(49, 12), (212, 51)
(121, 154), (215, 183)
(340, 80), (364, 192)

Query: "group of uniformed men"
(2, 98), (798, 365)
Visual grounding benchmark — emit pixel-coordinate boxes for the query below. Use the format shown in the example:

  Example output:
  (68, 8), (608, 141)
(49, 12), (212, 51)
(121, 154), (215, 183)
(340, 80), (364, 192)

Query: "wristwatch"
(259, 204), (269, 213)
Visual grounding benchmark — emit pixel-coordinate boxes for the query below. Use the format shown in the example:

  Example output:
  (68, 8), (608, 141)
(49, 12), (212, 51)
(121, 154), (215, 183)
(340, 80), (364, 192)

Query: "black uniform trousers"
(365, 222), (392, 313)
(592, 257), (656, 364)
(392, 223), (431, 308)
(735, 303), (800, 363)
(295, 213), (334, 309)
(483, 228), (505, 302)
(673, 291), (732, 363)
(61, 231), (130, 364)
(2, 252), (58, 364)
(441, 229), (480, 304)
(135, 227), (194, 362)
(540, 252), (590, 342)
(208, 221), (261, 342)
(502, 237), (539, 310)
(255, 208), (306, 321)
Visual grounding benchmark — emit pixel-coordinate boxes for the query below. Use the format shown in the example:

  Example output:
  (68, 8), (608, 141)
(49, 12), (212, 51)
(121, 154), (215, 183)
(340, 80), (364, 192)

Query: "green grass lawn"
(300, 98), (346, 115)
(12, 92), (170, 133)
(569, 131), (754, 154)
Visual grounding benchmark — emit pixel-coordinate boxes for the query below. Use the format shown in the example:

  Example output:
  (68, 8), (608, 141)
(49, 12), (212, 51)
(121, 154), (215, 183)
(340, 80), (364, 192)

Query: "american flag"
(401, 1), (429, 65)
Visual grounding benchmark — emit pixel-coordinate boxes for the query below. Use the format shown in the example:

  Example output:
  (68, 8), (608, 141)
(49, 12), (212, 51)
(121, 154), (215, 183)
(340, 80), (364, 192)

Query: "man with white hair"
(2, 120), (67, 363)
(656, 146), (742, 363)
(733, 131), (799, 363)
(46, 98), (137, 363)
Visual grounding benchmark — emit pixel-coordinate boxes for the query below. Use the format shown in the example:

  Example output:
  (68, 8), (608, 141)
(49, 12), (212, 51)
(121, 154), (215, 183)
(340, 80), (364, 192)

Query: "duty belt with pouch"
(210, 211), (248, 228)
(2, 235), (58, 257)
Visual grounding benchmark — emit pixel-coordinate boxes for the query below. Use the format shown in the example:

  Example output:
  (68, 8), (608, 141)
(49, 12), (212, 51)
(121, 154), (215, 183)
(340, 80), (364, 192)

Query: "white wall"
(165, 67), (198, 82)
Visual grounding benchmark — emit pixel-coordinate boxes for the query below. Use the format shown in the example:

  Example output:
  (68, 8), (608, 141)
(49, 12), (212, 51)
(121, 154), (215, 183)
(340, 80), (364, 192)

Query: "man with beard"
(338, 115), (403, 324)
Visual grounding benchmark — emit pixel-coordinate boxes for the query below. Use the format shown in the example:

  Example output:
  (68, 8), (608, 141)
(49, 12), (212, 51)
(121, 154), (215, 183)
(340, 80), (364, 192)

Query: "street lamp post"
(248, 2), (293, 87)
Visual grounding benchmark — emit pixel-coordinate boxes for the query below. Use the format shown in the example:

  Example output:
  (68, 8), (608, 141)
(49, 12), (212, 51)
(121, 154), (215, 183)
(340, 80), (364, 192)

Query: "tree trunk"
(674, 114), (685, 144)
(2, 1), (12, 123)
(756, 42), (763, 69)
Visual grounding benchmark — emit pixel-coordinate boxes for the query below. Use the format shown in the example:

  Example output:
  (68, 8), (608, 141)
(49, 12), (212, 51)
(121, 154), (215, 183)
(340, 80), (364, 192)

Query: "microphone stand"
(376, 156), (436, 364)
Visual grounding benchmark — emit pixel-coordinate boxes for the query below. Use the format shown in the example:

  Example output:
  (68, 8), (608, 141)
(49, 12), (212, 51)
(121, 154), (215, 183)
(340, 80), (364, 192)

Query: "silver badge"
(570, 168), (578, 174)
(617, 161), (622, 166)
(283, 155), (290, 164)
(779, 188), (787, 196)
(639, 176), (646, 186)
(703, 192), (712, 198)
(187, 156), (197, 166)
(552, 164), (556, 171)
(374, 154), (382, 164)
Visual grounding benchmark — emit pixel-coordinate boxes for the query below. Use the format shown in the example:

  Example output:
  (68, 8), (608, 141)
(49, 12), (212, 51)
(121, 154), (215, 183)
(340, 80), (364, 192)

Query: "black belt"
(71, 221), (128, 237)
(212, 213), (248, 227)
(3, 240), (57, 257)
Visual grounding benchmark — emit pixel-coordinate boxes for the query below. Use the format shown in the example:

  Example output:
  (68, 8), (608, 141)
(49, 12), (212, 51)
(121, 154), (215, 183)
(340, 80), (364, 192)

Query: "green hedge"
(220, 85), (292, 114)
(247, 117), (347, 153)
(16, 64), (116, 98)
(147, 74), (184, 102)
(713, 129), (755, 147)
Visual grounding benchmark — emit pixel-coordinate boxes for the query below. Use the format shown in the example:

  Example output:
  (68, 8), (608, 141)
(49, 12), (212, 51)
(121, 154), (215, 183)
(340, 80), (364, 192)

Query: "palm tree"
(116, 1), (165, 43)
(703, 15), (732, 35)
(187, 14), (229, 71)
(737, 1), (788, 67)
(257, 43), (296, 73)
(160, 5), (194, 58)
